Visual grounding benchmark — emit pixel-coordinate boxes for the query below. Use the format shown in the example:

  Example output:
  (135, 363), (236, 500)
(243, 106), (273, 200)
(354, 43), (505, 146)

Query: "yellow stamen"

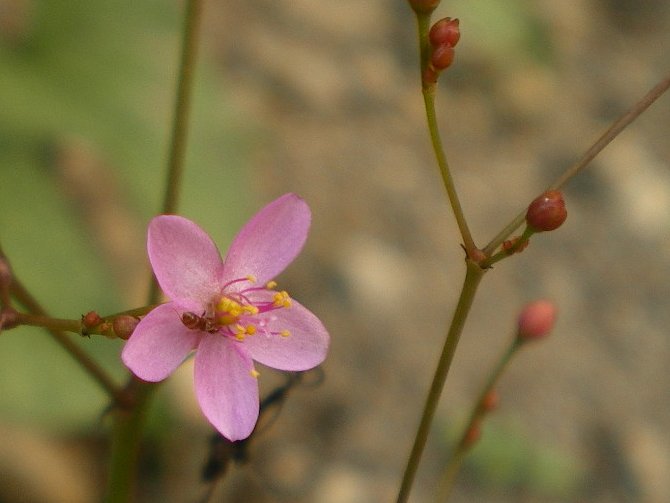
(266, 280), (277, 289)
(273, 291), (292, 308)
(218, 314), (237, 325)
(245, 325), (257, 335)
(250, 369), (260, 378)
(246, 275), (257, 283)
(280, 329), (291, 338)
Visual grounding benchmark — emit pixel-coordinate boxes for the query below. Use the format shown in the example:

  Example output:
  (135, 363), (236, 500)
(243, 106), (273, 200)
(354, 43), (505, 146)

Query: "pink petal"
(222, 194), (311, 285)
(194, 335), (260, 441)
(121, 303), (200, 382)
(244, 299), (329, 371)
(148, 215), (223, 303)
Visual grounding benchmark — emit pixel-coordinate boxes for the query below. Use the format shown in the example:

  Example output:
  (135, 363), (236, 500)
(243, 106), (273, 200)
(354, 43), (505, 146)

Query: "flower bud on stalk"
(517, 300), (557, 342)
(424, 17), (461, 84)
(526, 190), (567, 232)
(113, 315), (139, 340)
(407, 0), (441, 15)
(429, 17), (460, 47)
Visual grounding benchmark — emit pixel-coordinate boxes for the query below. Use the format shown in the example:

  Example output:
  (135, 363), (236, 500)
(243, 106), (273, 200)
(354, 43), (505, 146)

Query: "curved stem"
(483, 72), (670, 256)
(436, 340), (519, 501)
(396, 259), (486, 503)
(105, 1), (204, 501)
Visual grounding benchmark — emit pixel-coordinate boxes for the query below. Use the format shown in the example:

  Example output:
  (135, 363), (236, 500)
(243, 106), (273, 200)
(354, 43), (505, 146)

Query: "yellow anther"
(246, 275), (257, 283)
(218, 314), (237, 325)
(216, 297), (232, 311)
(273, 291), (291, 308)
(250, 368), (260, 378)
(266, 280), (277, 289)
(235, 333), (245, 341)
(245, 325), (257, 335)
(242, 305), (259, 315)
(280, 329), (291, 338)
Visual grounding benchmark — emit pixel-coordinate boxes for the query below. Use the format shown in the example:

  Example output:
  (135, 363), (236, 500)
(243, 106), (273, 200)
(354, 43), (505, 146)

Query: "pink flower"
(122, 194), (330, 440)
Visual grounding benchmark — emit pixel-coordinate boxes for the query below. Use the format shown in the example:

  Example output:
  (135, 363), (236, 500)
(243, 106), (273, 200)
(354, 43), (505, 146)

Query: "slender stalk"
(396, 259), (486, 503)
(423, 87), (476, 255)
(15, 312), (81, 333)
(436, 340), (519, 501)
(414, 12), (476, 255)
(9, 277), (124, 402)
(105, 1), (204, 501)
(483, 72), (670, 256)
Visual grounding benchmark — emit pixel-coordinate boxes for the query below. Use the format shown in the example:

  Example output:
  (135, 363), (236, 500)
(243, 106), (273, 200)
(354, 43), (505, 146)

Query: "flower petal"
(222, 194), (311, 285)
(121, 303), (200, 382)
(244, 299), (329, 371)
(194, 335), (259, 441)
(148, 215), (223, 303)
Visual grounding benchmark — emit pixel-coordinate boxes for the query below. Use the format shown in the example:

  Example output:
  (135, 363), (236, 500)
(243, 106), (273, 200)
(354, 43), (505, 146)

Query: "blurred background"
(1, 0), (669, 501)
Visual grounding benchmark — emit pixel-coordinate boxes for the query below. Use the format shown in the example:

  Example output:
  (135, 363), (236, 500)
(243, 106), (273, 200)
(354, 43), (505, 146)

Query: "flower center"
(180, 276), (293, 342)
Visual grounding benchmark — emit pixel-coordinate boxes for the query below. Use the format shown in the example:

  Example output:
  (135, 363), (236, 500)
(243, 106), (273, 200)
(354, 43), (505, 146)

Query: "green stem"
(9, 276), (125, 402)
(15, 312), (81, 333)
(414, 14), (476, 256)
(482, 72), (670, 257)
(436, 340), (519, 501)
(423, 87), (476, 255)
(105, 1), (204, 501)
(396, 259), (486, 503)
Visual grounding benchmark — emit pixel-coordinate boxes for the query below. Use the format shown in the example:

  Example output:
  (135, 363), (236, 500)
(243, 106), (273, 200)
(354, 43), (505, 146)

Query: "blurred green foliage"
(0, 0), (252, 429)
(442, 415), (584, 499)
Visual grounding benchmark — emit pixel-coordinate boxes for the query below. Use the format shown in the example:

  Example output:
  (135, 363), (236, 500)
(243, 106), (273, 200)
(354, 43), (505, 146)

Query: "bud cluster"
(424, 17), (461, 84)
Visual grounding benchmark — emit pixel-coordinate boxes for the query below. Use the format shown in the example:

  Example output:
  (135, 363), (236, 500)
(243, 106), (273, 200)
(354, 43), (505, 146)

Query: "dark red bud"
(0, 307), (19, 331)
(429, 18), (460, 48)
(462, 422), (482, 449)
(430, 44), (455, 71)
(82, 311), (102, 329)
(112, 316), (139, 340)
(517, 300), (557, 341)
(407, 0), (441, 15)
(481, 390), (499, 413)
(502, 236), (529, 255)
(525, 190), (567, 232)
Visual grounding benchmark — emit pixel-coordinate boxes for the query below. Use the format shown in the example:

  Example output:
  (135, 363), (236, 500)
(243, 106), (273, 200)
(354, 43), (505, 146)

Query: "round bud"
(407, 0), (440, 14)
(525, 190), (567, 232)
(481, 390), (499, 413)
(429, 17), (460, 48)
(0, 306), (19, 331)
(113, 315), (139, 340)
(430, 44), (455, 71)
(82, 311), (102, 329)
(462, 422), (482, 449)
(502, 236), (529, 255)
(517, 300), (557, 341)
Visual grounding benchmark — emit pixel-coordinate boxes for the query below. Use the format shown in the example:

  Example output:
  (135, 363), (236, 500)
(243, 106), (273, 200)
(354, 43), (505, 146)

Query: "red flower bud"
(481, 390), (499, 413)
(113, 315), (139, 341)
(462, 422), (482, 449)
(517, 300), (557, 341)
(407, 0), (440, 14)
(430, 44), (455, 71)
(429, 18), (460, 48)
(525, 190), (567, 232)
(82, 311), (102, 329)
